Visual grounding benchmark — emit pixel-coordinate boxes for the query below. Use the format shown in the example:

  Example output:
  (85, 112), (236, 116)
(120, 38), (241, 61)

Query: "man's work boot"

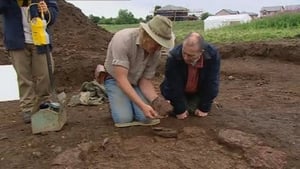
(39, 101), (50, 109)
(23, 111), (31, 124)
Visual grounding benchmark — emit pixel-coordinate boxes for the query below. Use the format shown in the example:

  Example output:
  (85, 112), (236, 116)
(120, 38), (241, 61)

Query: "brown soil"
(0, 1), (299, 168)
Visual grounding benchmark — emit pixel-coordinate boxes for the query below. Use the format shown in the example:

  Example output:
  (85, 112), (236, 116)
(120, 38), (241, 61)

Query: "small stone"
(152, 127), (178, 138)
(53, 146), (62, 153)
(32, 151), (42, 157)
(233, 96), (241, 100)
(228, 75), (235, 80)
(218, 129), (263, 149)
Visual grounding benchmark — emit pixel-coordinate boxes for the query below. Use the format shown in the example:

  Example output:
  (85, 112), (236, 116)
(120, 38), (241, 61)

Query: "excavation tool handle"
(45, 46), (55, 96)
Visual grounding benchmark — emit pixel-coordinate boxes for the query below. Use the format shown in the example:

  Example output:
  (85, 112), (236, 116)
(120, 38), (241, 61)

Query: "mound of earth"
(51, 0), (112, 88)
(217, 39), (300, 64)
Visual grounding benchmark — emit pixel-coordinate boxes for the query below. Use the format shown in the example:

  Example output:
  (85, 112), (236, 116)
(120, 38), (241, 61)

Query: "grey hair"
(183, 32), (204, 51)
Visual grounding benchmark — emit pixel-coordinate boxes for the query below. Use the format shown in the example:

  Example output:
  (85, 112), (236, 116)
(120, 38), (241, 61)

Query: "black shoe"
(39, 102), (50, 109)
(23, 112), (31, 124)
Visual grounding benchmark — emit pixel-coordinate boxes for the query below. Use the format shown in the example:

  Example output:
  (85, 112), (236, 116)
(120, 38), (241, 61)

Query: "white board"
(0, 65), (19, 102)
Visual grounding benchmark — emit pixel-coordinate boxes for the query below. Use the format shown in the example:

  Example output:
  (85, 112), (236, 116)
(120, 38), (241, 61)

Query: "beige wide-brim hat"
(140, 15), (175, 49)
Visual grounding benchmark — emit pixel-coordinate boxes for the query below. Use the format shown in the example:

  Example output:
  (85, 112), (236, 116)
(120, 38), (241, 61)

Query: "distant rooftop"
(285, 4), (300, 11)
(156, 5), (189, 11)
(218, 9), (239, 14)
(260, 6), (284, 12)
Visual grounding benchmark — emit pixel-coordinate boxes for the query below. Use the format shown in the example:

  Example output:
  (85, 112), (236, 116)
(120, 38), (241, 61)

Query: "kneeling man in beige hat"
(104, 15), (174, 127)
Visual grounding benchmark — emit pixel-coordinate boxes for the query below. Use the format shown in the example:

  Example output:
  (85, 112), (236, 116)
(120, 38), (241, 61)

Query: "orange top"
(185, 56), (203, 93)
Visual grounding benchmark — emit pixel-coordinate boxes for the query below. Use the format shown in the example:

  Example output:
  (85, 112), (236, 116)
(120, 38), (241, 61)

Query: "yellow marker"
(31, 17), (49, 45)
(28, 2), (50, 45)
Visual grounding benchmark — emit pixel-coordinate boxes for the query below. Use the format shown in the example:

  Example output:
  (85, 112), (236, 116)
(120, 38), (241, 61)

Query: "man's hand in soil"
(141, 104), (158, 119)
(151, 96), (173, 116)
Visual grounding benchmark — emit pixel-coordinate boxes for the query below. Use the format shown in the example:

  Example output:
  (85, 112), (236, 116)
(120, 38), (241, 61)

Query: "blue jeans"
(104, 78), (149, 123)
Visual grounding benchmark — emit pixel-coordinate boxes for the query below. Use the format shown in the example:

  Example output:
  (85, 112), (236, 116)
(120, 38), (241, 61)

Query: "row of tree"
(89, 7), (212, 25)
(89, 9), (145, 24)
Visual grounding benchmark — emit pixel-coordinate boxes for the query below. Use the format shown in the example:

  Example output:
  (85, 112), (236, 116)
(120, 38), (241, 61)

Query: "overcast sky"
(66, 0), (300, 18)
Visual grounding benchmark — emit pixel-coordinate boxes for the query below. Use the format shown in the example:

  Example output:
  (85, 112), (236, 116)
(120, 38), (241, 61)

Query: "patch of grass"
(100, 13), (300, 43)
(204, 28), (300, 43)
(172, 20), (203, 42)
(238, 12), (300, 29)
(204, 13), (300, 43)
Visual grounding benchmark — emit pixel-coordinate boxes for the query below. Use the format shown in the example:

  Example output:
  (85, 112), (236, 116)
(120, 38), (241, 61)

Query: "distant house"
(215, 9), (239, 16)
(284, 4), (300, 12)
(188, 9), (203, 19)
(260, 6), (284, 17)
(240, 11), (258, 19)
(154, 5), (197, 21)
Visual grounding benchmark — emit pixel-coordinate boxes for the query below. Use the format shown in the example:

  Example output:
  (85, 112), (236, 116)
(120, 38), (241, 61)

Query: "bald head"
(183, 32), (203, 52)
(181, 32), (205, 65)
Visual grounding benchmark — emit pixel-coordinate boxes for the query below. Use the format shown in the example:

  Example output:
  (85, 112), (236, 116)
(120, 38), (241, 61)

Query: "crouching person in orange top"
(160, 32), (220, 120)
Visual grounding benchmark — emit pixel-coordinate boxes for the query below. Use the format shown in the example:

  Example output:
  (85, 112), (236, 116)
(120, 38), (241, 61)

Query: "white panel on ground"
(0, 65), (19, 102)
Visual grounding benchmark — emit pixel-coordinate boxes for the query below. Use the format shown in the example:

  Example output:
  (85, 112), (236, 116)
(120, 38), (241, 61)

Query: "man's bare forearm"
(114, 66), (146, 108)
(139, 77), (158, 103)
